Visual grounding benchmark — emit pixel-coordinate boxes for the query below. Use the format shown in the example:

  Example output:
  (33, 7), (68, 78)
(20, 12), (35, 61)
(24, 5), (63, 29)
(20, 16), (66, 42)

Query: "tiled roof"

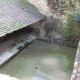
(0, 0), (44, 37)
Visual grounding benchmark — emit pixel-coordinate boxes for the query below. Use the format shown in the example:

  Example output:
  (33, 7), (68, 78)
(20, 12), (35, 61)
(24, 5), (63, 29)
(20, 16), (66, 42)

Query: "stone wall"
(37, 36), (79, 48)
(30, 19), (45, 36)
(71, 41), (80, 80)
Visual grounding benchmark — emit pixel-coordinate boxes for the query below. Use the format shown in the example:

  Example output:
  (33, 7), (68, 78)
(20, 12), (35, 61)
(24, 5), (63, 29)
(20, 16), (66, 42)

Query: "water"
(0, 40), (77, 80)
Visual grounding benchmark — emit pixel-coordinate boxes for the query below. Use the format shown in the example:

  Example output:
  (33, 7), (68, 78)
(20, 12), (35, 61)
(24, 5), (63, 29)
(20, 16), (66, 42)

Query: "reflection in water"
(32, 70), (63, 80)
(0, 40), (77, 80)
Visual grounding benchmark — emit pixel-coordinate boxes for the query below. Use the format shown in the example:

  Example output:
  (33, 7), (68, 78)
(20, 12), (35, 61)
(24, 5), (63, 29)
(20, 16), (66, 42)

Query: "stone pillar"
(39, 23), (45, 37)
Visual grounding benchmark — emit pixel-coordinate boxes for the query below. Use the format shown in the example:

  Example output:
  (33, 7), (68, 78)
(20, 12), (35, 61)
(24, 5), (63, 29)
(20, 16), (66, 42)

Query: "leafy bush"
(63, 11), (80, 40)
(43, 22), (54, 36)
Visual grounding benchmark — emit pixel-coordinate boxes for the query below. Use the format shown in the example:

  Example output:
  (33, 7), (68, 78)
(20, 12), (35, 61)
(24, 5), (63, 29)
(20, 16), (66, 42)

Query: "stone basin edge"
(0, 35), (36, 66)
(71, 41), (80, 80)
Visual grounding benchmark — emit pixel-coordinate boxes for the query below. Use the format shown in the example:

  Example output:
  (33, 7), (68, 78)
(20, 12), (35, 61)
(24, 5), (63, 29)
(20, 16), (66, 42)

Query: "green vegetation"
(50, 14), (54, 18)
(14, 64), (25, 73)
(8, 0), (13, 3)
(24, 42), (29, 46)
(11, 21), (21, 30)
(64, 1), (80, 40)
(63, 12), (76, 40)
(17, 46), (23, 50)
(20, 0), (27, 4)
(26, 1), (41, 14)
(55, 0), (80, 41)
(19, 0), (40, 14)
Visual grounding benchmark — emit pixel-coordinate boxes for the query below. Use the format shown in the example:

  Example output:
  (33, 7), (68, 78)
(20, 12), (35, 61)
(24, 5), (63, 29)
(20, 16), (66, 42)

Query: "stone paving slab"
(0, 35), (36, 66)
(0, 51), (12, 65)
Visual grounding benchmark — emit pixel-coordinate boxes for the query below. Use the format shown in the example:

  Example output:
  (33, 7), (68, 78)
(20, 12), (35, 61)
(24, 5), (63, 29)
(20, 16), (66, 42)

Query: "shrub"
(43, 22), (54, 36)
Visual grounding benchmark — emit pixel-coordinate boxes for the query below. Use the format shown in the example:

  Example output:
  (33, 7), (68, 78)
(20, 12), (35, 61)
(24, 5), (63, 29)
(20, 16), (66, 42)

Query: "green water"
(0, 40), (77, 80)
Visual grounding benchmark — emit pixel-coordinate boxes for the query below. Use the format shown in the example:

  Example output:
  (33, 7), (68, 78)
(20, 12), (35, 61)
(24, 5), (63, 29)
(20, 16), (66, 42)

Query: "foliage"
(59, 0), (80, 40)
(24, 42), (29, 46)
(64, 13), (75, 39)
(64, 0), (74, 7)
(50, 14), (54, 18)
(63, 11), (80, 40)
(17, 46), (23, 50)
(43, 19), (54, 36)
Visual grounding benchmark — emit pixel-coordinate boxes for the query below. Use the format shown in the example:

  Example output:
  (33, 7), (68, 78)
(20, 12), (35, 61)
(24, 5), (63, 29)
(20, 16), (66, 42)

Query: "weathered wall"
(29, 19), (45, 36)
(71, 41), (80, 80)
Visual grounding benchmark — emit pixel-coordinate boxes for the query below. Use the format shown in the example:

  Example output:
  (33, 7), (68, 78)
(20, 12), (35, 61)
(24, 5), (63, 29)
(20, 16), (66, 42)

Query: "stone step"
(0, 35), (36, 66)
(0, 51), (12, 65)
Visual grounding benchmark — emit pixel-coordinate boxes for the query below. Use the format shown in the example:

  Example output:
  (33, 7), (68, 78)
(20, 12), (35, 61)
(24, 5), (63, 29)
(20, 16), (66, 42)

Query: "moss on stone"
(11, 21), (21, 30)
(8, 0), (13, 3)
(24, 0), (42, 15)
(78, 45), (80, 51)
(11, 0), (43, 15)
(17, 46), (23, 50)
(24, 42), (29, 46)
(20, 0), (27, 4)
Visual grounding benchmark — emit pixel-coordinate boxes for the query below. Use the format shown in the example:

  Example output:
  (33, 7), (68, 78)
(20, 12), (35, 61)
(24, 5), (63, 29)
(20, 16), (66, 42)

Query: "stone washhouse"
(0, 0), (45, 67)
(0, 0), (45, 39)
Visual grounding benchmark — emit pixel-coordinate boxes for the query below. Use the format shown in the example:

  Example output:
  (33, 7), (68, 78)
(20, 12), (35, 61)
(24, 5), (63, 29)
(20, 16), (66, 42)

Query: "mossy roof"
(0, 0), (44, 37)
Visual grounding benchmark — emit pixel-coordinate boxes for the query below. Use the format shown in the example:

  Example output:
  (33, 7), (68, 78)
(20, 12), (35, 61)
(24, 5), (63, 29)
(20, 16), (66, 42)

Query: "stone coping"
(71, 41), (80, 80)
(37, 36), (78, 48)
(0, 35), (36, 66)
